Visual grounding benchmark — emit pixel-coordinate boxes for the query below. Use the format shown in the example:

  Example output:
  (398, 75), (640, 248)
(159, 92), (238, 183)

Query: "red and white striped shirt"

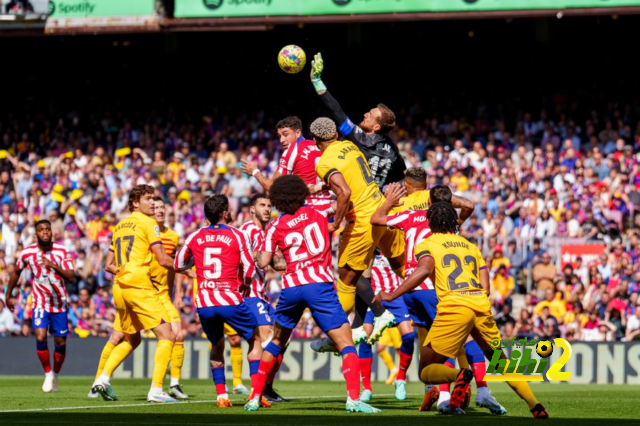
(175, 224), (254, 308)
(263, 206), (334, 289)
(278, 137), (333, 209)
(386, 209), (434, 291)
(16, 244), (73, 313)
(239, 220), (268, 301)
(371, 254), (402, 294)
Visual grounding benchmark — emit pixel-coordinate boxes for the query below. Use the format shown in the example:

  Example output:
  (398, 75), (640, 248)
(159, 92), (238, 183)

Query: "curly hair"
(430, 184), (452, 203)
(128, 184), (155, 212)
(269, 175), (309, 215)
(35, 219), (51, 229)
(405, 167), (427, 185)
(204, 195), (229, 224)
(276, 116), (303, 132)
(310, 117), (337, 142)
(427, 201), (459, 234)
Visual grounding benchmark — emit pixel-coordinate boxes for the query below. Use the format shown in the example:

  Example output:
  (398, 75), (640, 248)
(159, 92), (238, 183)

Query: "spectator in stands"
(491, 265), (515, 310)
(0, 298), (20, 336)
(534, 289), (567, 324)
(533, 253), (557, 298)
(625, 306), (640, 341)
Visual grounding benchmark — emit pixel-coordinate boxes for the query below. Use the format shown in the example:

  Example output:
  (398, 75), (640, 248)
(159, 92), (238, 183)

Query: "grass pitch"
(0, 377), (638, 426)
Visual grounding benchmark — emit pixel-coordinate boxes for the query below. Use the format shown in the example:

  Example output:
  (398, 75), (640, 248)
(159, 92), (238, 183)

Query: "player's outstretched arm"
(310, 52), (351, 127)
(241, 159), (281, 191)
(271, 251), (286, 271)
(370, 183), (406, 226)
(5, 266), (23, 312)
(174, 244), (193, 272)
(452, 195), (475, 222)
(373, 255), (434, 307)
(327, 172), (351, 232)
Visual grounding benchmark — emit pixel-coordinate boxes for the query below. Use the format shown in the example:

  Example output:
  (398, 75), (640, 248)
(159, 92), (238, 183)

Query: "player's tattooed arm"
(270, 251), (286, 272)
(241, 158), (280, 191)
(452, 194), (475, 223)
(372, 255), (434, 308)
(371, 182), (406, 226)
(256, 250), (274, 270)
(327, 173), (351, 233)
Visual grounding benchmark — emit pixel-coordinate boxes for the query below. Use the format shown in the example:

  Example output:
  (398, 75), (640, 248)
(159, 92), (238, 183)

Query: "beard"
(359, 120), (373, 133)
(37, 237), (52, 248)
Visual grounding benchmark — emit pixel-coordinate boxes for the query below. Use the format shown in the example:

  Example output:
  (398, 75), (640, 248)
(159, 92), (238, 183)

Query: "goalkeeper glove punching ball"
(311, 52), (327, 93)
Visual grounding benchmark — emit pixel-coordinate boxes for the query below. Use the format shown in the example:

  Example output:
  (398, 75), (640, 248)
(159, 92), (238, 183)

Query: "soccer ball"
(277, 45), (306, 74)
(536, 340), (553, 358)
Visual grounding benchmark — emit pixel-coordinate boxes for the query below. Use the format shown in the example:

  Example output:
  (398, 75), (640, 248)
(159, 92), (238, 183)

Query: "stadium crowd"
(1, 98), (640, 343)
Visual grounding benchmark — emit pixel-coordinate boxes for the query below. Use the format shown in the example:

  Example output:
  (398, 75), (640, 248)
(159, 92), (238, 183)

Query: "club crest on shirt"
(35, 318), (41, 326)
(154, 226), (161, 237)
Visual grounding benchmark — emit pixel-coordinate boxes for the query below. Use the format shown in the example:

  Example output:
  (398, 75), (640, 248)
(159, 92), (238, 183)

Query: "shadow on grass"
(2, 413), (639, 426)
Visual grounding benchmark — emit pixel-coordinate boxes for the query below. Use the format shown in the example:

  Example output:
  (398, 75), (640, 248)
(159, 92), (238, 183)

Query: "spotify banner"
(176, 0), (640, 19)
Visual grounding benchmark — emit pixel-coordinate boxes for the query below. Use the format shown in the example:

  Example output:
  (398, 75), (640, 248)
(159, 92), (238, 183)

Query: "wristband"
(312, 78), (327, 93)
(252, 169), (260, 177)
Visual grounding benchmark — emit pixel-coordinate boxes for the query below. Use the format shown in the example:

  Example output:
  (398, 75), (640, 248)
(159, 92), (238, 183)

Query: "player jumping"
(175, 195), (266, 409)
(6, 220), (75, 393)
(373, 202), (549, 419)
(241, 116), (333, 213)
(311, 117), (405, 351)
(240, 193), (288, 403)
(244, 175), (380, 413)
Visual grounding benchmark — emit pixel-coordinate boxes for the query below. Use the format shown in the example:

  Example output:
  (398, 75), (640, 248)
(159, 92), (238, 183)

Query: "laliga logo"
(484, 338), (573, 382)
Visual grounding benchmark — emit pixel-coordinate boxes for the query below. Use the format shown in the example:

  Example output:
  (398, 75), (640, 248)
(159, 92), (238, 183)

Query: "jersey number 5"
(442, 254), (482, 291)
(203, 247), (222, 279)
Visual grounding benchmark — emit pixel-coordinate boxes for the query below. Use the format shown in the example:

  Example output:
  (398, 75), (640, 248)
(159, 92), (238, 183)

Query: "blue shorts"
(275, 282), (348, 332)
(403, 290), (438, 328)
(32, 309), (69, 337)
(244, 297), (274, 327)
(198, 303), (257, 343)
(363, 298), (411, 326)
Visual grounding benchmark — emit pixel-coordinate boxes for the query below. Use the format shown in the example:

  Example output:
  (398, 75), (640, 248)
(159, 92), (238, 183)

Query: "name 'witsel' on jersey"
(262, 206), (334, 288)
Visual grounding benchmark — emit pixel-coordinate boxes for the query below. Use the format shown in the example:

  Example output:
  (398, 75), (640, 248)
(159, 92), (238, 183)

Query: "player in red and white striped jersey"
(241, 116), (334, 214)
(371, 254), (403, 294)
(239, 193), (288, 403)
(174, 195), (263, 408)
(6, 220), (75, 393)
(245, 175), (380, 414)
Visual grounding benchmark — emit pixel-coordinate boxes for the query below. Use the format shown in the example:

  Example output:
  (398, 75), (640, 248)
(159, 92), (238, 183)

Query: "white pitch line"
(0, 393), (416, 414)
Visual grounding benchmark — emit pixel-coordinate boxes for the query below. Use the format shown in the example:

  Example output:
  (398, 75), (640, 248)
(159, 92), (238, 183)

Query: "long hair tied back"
(427, 201), (460, 234)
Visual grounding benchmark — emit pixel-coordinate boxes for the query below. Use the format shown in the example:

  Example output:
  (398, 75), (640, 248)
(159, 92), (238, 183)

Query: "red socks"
(53, 346), (66, 374)
(472, 362), (487, 388)
(253, 356), (278, 397)
(37, 349), (51, 374)
(342, 353), (361, 401)
(266, 354), (283, 383)
(360, 356), (373, 391)
(397, 351), (413, 381)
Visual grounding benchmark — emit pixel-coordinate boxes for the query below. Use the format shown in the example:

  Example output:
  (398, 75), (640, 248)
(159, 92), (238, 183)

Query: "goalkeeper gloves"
(310, 52), (327, 93)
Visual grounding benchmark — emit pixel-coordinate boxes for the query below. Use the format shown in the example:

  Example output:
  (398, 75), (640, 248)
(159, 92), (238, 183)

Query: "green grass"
(0, 377), (638, 425)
